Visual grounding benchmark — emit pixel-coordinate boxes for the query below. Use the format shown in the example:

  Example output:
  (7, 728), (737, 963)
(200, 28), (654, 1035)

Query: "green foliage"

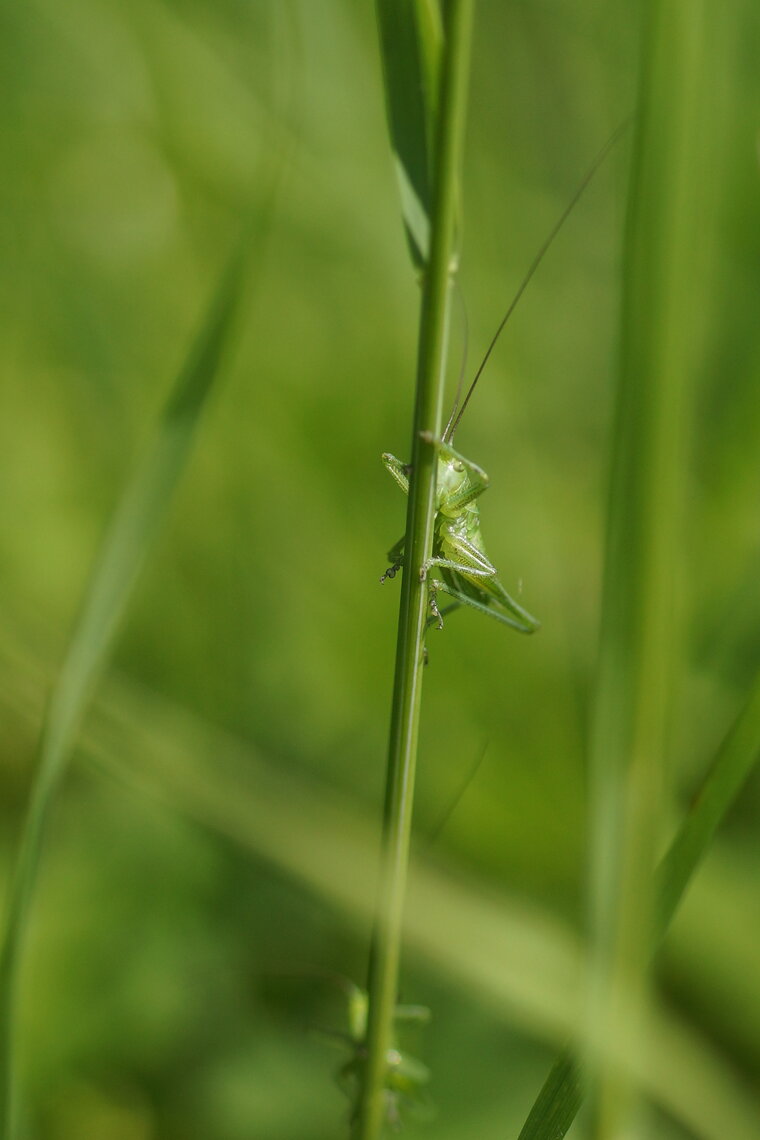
(376, 0), (443, 266)
(0, 232), (250, 1137)
(1, 1), (759, 1139)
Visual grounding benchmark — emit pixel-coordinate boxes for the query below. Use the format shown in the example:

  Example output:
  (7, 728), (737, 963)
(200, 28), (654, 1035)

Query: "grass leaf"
(517, 669), (760, 1139)
(0, 234), (251, 1140)
(376, 0), (443, 266)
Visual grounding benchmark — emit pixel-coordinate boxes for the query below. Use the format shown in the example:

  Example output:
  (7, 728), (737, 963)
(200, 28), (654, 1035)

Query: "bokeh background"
(2, 1), (760, 1137)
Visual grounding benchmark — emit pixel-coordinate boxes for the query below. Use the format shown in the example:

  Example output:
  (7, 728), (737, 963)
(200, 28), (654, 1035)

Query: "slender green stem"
(353, 4), (474, 1138)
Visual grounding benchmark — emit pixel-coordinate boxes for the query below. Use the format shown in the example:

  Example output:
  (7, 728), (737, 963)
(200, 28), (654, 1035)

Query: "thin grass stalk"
(353, 4), (474, 1137)
(0, 242), (249, 1140)
(585, 0), (707, 1134)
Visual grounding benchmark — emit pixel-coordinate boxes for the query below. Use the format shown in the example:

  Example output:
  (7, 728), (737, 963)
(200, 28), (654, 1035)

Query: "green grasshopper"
(320, 979), (432, 1130)
(381, 434), (539, 633)
(381, 126), (625, 633)
(379, 271), (543, 633)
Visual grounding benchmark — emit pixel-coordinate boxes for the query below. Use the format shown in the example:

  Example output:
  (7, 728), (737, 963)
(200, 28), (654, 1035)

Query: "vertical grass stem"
(354, 4), (474, 1137)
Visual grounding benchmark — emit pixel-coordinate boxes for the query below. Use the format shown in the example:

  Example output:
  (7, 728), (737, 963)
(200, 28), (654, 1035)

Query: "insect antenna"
(442, 281), (470, 443)
(443, 120), (629, 443)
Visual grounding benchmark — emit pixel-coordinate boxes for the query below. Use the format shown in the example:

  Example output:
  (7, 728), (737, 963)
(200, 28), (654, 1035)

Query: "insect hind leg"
(429, 578), (538, 633)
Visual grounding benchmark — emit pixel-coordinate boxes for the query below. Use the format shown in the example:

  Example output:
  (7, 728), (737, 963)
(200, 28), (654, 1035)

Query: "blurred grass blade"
(1, 632), (759, 1140)
(79, 676), (760, 1140)
(517, 670), (760, 1139)
(515, 2), (747, 1134)
(0, 237), (250, 1140)
(585, 0), (715, 1133)
(376, 0), (443, 266)
(653, 677), (760, 938)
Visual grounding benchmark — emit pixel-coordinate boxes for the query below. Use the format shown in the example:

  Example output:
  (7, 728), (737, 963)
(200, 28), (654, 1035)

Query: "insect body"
(381, 434), (539, 633)
(380, 127), (626, 634)
(323, 981), (432, 1130)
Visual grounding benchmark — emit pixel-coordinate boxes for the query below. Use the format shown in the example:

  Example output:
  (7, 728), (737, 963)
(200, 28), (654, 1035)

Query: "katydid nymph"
(381, 126), (625, 633)
(381, 433), (539, 633)
(316, 976), (432, 1130)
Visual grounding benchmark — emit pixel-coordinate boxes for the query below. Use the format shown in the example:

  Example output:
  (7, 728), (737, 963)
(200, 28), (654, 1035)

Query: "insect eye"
(453, 461), (464, 472)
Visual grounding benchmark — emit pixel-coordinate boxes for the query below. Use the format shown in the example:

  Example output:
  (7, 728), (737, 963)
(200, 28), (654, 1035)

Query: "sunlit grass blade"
(376, 0), (443, 266)
(517, 670), (760, 1140)
(0, 236), (250, 1140)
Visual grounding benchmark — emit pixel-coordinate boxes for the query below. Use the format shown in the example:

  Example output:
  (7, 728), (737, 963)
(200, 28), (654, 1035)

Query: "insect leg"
(381, 535), (406, 582)
(422, 555), (494, 579)
(425, 600), (461, 632)
(421, 532), (496, 580)
(381, 452), (411, 495)
(430, 578), (538, 633)
(441, 533), (540, 630)
(488, 576), (541, 632)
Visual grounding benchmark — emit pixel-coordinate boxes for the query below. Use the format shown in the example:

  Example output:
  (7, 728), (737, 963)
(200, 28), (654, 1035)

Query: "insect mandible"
(380, 127), (625, 633)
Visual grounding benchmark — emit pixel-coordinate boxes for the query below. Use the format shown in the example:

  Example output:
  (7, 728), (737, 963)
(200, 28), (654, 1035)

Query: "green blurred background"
(2, 1), (760, 1137)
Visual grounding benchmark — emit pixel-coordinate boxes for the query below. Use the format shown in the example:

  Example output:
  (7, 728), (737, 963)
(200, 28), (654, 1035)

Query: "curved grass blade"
(376, 0), (443, 266)
(652, 678), (760, 941)
(517, 671), (760, 1140)
(0, 234), (251, 1140)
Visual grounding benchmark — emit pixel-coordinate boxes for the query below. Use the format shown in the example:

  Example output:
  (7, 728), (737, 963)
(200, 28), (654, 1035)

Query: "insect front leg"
(381, 452), (412, 495)
(381, 536), (406, 583)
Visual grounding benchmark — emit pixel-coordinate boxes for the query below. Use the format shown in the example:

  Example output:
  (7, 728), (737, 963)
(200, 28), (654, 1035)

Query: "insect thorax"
(435, 453), (468, 507)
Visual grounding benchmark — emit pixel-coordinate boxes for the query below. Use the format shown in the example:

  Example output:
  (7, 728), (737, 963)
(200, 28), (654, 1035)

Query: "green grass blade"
(0, 238), (249, 1140)
(376, 0), (443, 266)
(585, 0), (714, 1133)
(516, 670), (760, 1139)
(516, 1054), (581, 1140)
(356, 4), (473, 1137)
(653, 676), (760, 939)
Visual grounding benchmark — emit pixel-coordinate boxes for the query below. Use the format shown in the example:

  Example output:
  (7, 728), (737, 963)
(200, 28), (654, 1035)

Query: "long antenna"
(444, 120), (629, 442)
(442, 280), (471, 442)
